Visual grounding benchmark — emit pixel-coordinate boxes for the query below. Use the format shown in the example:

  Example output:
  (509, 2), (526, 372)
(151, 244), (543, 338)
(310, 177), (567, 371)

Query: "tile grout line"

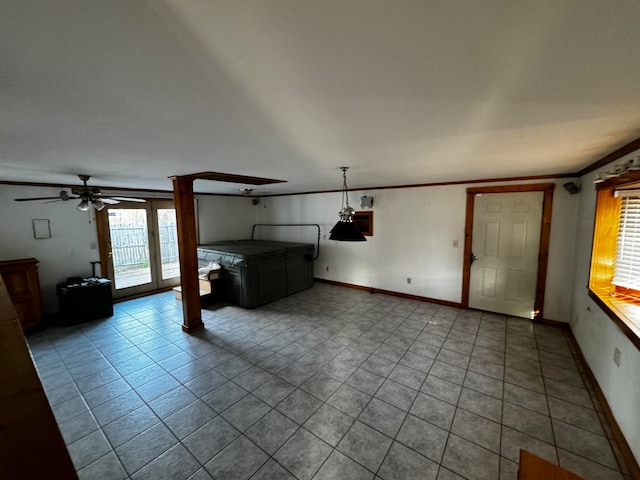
(30, 286), (632, 480)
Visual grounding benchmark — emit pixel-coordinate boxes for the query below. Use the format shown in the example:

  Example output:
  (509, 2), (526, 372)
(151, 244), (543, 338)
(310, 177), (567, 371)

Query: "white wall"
(0, 184), (101, 313)
(196, 195), (257, 243)
(256, 178), (579, 322)
(571, 154), (640, 465)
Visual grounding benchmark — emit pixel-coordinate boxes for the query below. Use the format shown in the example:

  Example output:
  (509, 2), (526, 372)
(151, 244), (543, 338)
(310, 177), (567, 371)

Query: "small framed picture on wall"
(32, 219), (51, 239)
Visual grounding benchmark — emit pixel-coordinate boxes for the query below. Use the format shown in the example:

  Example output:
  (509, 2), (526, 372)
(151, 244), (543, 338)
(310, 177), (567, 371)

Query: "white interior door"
(469, 191), (543, 319)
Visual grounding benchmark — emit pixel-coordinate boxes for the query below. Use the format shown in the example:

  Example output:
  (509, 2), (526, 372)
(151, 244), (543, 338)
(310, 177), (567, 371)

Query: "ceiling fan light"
(76, 199), (90, 212)
(93, 199), (105, 211)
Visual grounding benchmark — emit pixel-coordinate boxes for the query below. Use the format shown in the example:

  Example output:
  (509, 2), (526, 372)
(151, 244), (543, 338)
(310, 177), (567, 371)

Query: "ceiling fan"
(14, 174), (146, 211)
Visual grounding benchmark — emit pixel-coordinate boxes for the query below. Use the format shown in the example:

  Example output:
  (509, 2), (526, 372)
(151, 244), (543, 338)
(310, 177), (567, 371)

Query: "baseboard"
(112, 285), (176, 303)
(566, 328), (640, 479)
(540, 317), (571, 330)
(314, 278), (462, 309)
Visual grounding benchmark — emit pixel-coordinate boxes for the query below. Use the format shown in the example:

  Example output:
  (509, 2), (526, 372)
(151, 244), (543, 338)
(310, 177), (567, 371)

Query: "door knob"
(470, 253), (478, 264)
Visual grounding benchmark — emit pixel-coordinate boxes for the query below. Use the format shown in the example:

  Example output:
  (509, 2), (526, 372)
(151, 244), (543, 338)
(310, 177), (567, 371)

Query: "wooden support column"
(170, 175), (203, 333)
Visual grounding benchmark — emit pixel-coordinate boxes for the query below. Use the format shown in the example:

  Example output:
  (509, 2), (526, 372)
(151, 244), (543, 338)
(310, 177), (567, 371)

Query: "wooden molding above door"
(461, 183), (555, 321)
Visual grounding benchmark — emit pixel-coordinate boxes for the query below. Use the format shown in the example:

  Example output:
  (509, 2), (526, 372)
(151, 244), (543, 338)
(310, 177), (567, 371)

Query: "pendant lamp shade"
(329, 220), (366, 241)
(329, 167), (366, 242)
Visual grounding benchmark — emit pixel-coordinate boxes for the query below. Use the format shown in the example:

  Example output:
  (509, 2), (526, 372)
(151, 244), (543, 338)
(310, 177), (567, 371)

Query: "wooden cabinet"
(0, 276), (78, 478)
(0, 258), (43, 330)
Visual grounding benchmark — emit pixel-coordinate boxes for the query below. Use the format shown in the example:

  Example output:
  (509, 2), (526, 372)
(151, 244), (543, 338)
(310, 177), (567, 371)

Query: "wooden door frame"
(150, 199), (181, 290)
(96, 198), (177, 299)
(461, 183), (555, 321)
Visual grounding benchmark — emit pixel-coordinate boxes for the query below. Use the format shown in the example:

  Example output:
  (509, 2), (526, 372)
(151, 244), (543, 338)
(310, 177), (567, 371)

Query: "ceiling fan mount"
(71, 175), (103, 201)
(14, 174), (146, 211)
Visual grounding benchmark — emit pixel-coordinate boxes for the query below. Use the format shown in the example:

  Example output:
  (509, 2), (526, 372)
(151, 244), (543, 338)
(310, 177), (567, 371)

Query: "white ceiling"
(2, 0), (640, 195)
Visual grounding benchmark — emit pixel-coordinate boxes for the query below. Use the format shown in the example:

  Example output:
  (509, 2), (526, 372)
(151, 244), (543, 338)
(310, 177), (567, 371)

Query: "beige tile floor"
(27, 283), (633, 479)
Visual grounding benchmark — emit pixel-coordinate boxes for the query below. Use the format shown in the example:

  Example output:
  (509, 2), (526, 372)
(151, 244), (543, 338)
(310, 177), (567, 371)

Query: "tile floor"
(27, 283), (632, 480)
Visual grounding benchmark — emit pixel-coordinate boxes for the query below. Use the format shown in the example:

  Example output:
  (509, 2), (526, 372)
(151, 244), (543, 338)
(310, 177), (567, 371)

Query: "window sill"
(588, 287), (640, 350)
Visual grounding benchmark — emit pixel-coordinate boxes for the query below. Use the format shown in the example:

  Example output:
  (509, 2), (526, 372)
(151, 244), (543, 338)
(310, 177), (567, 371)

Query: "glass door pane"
(157, 208), (180, 281)
(107, 208), (152, 290)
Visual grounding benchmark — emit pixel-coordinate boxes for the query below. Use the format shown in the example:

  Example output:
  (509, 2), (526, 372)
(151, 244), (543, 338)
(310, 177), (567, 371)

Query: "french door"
(97, 199), (180, 299)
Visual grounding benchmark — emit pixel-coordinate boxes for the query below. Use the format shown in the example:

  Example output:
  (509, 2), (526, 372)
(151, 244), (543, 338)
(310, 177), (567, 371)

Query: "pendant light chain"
(342, 167), (350, 210)
(329, 166), (367, 241)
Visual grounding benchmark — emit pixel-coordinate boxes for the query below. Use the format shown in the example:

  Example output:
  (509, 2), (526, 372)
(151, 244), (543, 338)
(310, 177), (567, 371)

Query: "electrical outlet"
(407, 277), (411, 284)
(613, 347), (621, 367)
(452, 240), (459, 248)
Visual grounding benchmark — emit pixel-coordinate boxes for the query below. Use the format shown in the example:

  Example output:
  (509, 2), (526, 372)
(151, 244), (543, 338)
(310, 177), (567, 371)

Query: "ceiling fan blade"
(14, 196), (63, 201)
(100, 198), (120, 205)
(107, 197), (147, 203)
(43, 199), (64, 204)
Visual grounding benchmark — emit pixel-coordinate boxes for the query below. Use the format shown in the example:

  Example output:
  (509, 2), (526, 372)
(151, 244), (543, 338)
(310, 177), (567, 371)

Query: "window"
(589, 170), (640, 347)
(613, 192), (640, 295)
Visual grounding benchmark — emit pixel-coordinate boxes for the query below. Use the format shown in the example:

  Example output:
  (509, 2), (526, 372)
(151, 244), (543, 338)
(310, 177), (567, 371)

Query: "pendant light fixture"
(329, 167), (366, 242)
(76, 195), (105, 211)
